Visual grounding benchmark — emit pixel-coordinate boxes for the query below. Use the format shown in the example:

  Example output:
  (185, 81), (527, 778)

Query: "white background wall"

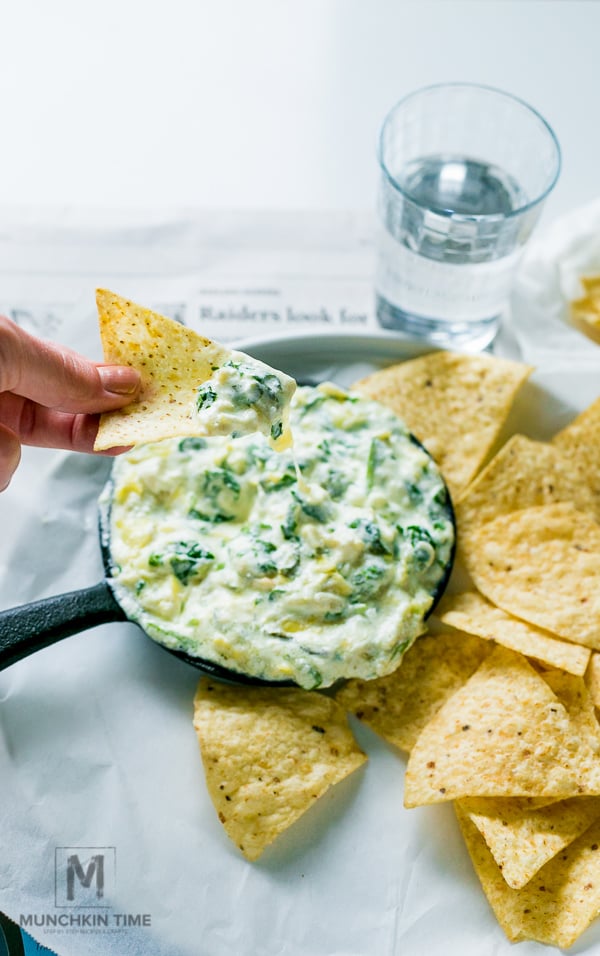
(0, 0), (597, 223)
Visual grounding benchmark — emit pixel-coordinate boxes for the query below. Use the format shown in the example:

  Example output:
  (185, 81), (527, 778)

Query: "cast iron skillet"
(0, 434), (456, 684)
(0, 485), (274, 681)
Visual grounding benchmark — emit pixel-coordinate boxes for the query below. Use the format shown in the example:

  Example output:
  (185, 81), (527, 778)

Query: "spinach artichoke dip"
(104, 383), (455, 689)
(194, 352), (296, 449)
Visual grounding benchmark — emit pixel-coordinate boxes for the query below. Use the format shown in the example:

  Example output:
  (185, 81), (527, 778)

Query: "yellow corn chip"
(334, 630), (489, 753)
(456, 803), (600, 947)
(192, 678), (366, 861)
(467, 503), (600, 650)
(95, 289), (229, 449)
(404, 645), (600, 808)
(568, 297), (600, 345)
(458, 795), (560, 816)
(352, 352), (532, 497)
(454, 435), (600, 569)
(459, 795), (600, 890)
(582, 274), (600, 296)
(94, 289), (295, 450)
(542, 670), (600, 754)
(553, 396), (600, 510)
(436, 591), (591, 676)
(585, 652), (600, 709)
(461, 669), (600, 884)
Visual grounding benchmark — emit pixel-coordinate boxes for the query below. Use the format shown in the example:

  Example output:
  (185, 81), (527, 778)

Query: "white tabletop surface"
(1, 0), (598, 223)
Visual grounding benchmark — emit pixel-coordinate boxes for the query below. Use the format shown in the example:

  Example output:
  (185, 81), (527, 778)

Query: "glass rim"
(377, 82), (561, 222)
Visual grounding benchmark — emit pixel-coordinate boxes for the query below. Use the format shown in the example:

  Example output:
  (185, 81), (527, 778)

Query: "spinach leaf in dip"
(194, 353), (296, 449)
(104, 383), (455, 689)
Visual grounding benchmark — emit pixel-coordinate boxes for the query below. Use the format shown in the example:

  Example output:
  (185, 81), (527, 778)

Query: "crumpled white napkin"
(509, 196), (600, 367)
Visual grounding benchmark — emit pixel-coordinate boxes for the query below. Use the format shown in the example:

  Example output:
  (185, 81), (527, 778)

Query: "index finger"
(0, 316), (140, 413)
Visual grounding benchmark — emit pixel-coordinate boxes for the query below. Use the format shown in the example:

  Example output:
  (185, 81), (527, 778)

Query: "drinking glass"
(375, 83), (561, 349)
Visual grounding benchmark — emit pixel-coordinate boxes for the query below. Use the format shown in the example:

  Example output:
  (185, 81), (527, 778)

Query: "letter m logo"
(67, 853), (104, 900)
(55, 847), (116, 907)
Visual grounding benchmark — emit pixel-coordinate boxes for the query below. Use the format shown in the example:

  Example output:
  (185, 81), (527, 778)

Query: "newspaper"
(1, 204), (598, 956)
(0, 207), (378, 351)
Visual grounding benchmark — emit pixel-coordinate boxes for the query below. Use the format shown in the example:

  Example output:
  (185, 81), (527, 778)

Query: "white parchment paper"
(1, 206), (600, 956)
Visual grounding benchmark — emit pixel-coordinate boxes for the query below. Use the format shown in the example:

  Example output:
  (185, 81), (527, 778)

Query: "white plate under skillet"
(235, 329), (437, 388)
(1, 331), (599, 956)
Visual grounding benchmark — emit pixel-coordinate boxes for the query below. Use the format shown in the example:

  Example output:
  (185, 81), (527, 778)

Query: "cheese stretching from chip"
(94, 289), (296, 451)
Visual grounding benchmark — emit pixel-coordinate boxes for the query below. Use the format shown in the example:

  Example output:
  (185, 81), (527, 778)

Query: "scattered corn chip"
(193, 678), (366, 861)
(553, 395), (600, 510)
(353, 351), (531, 497)
(467, 503), (600, 650)
(456, 803), (600, 948)
(437, 591), (591, 676)
(404, 646), (600, 807)
(334, 630), (489, 753)
(459, 795), (600, 889)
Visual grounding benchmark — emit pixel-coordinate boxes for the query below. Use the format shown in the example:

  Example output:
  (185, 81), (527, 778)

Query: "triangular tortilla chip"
(454, 435), (600, 575)
(459, 795), (600, 890)
(193, 679), (366, 861)
(404, 646), (600, 807)
(94, 289), (295, 450)
(456, 803), (600, 947)
(436, 591), (591, 676)
(353, 352), (532, 497)
(467, 503), (600, 650)
(542, 670), (600, 754)
(335, 630), (489, 753)
(553, 396), (600, 510)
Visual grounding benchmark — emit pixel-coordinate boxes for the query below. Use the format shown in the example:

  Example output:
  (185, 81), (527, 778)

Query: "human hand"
(0, 315), (141, 491)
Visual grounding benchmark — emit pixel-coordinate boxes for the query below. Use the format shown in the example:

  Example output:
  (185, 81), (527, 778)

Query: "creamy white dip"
(194, 351), (296, 449)
(103, 383), (455, 688)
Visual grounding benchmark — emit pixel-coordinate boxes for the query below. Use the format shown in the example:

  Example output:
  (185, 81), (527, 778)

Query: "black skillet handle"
(0, 581), (127, 670)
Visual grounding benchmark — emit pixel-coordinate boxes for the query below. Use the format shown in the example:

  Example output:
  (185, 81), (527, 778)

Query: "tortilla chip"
(94, 289), (230, 449)
(585, 652), (600, 709)
(458, 795), (560, 816)
(467, 503), (600, 650)
(542, 670), (600, 754)
(454, 435), (600, 573)
(459, 795), (600, 890)
(192, 678), (366, 861)
(553, 396), (600, 509)
(456, 803), (600, 947)
(403, 645), (600, 807)
(582, 274), (600, 296)
(436, 591), (591, 676)
(94, 289), (296, 450)
(352, 352), (532, 497)
(334, 631), (489, 753)
(568, 298), (600, 345)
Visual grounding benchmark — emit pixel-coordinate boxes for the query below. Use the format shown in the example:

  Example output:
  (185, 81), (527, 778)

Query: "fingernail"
(98, 365), (140, 396)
